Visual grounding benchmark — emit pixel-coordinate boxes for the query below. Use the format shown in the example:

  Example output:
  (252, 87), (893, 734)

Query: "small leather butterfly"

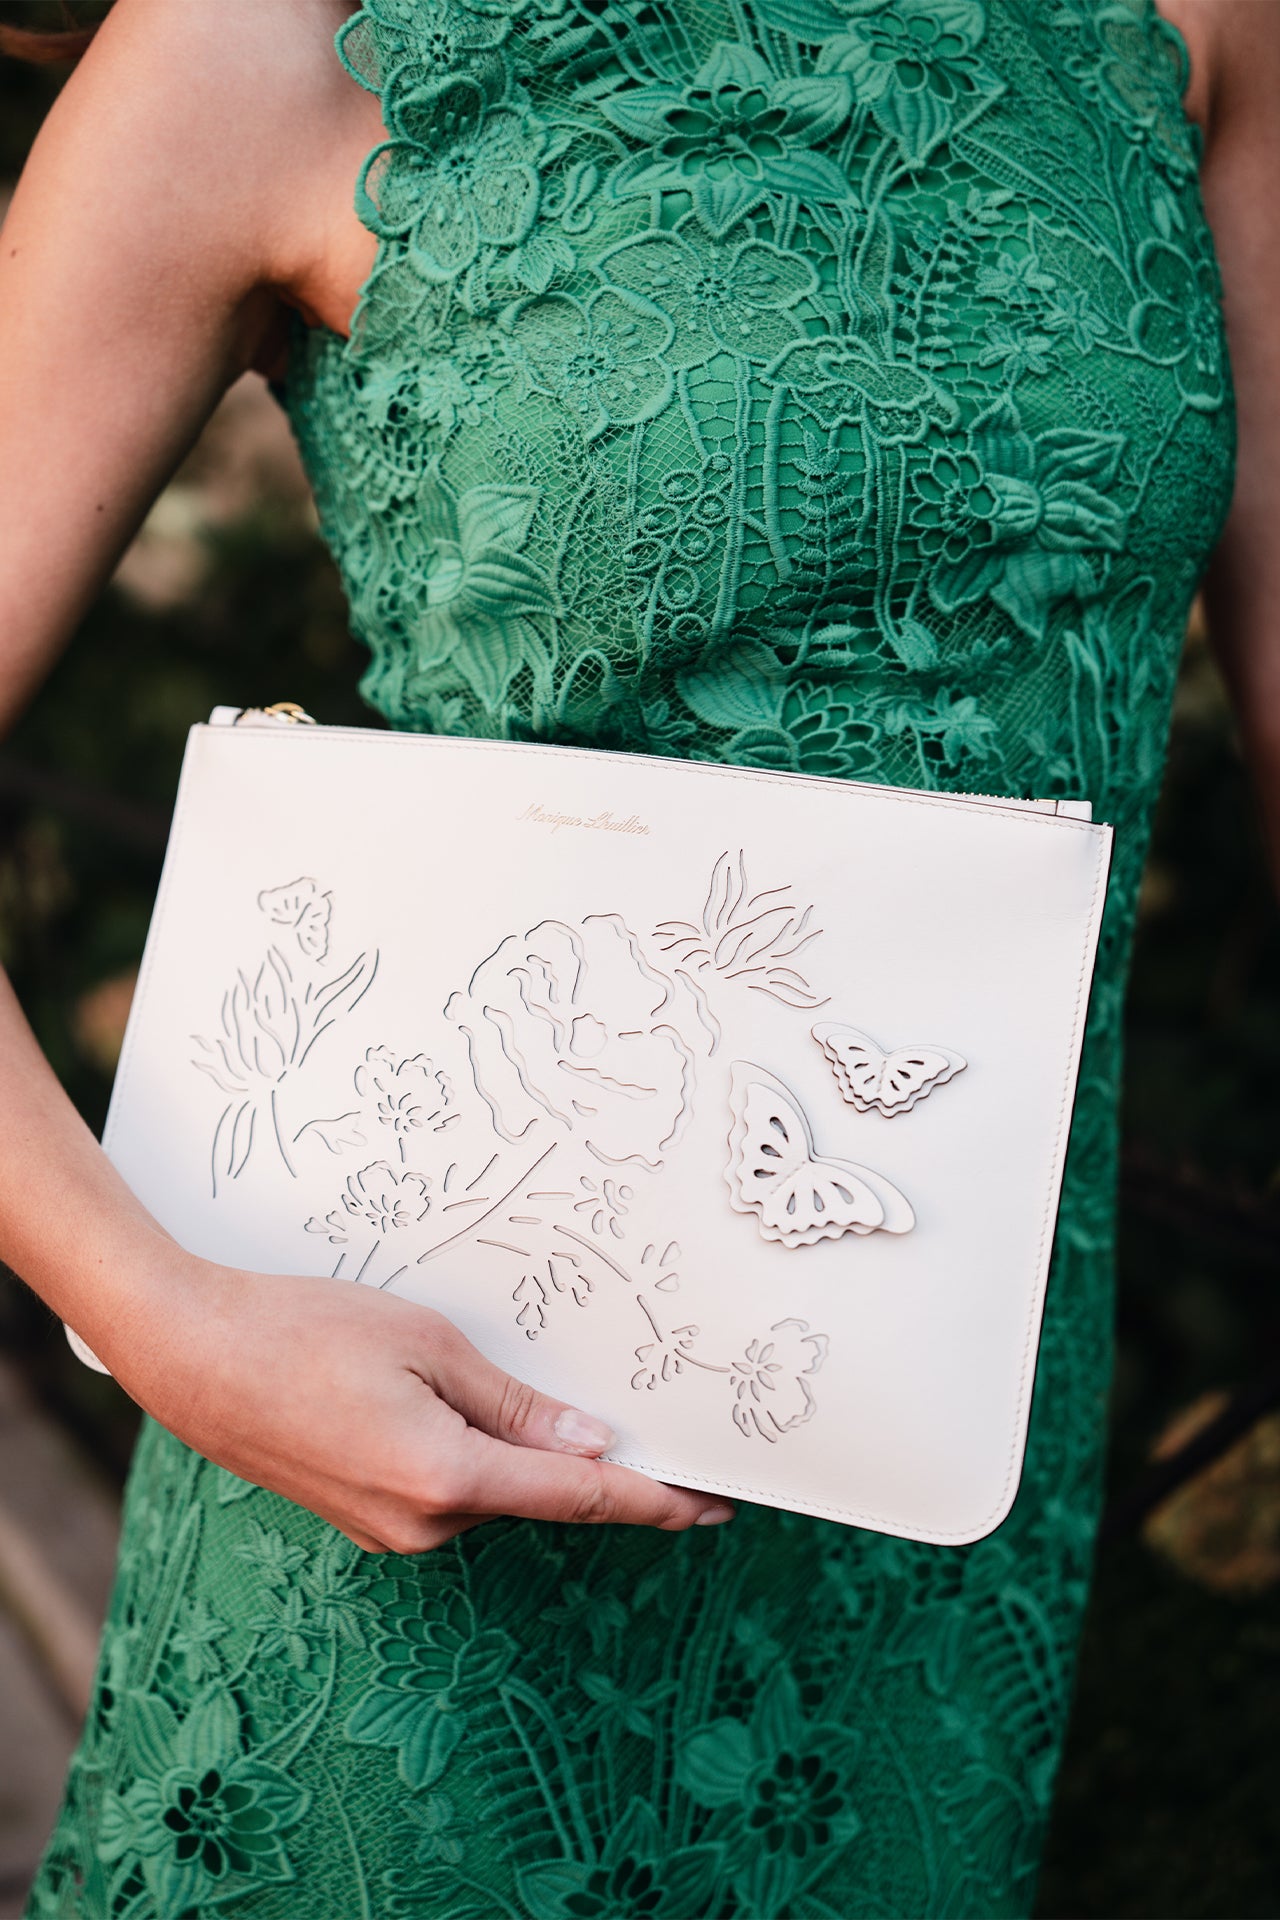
(258, 877), (333, 961)
(726, 1063), (914, 1250)
(812, 1023), (966, 1118)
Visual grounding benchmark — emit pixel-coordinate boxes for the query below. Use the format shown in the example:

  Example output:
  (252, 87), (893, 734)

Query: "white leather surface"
(73, 724), (1111, 1543)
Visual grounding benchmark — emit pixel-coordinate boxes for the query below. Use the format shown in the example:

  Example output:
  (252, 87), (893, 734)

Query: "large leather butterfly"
(726, 1063), (914, 1249)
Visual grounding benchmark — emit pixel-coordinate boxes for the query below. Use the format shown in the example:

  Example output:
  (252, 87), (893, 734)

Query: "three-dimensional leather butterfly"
(257, 877), (333, 961)
(726, 1063), (914, 1249)
(812, 1023), (966, 1118)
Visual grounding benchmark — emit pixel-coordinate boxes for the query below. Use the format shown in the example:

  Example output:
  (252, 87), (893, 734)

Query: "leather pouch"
(69, 708), (1112, 1543)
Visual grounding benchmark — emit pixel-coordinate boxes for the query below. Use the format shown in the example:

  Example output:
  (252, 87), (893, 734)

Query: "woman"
(1, 0), (1274, 1912)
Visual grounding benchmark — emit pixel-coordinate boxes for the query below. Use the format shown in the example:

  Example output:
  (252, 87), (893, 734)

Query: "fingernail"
(696, 1504), (735, 1526)
(554, 1408), (615, 1452)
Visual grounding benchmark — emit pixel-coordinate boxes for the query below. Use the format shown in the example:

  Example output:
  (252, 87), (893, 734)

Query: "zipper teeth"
(208, 708), (1090, 818)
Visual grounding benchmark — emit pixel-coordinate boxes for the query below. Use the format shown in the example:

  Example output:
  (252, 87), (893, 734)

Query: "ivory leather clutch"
(70, 708), (1112, 1544)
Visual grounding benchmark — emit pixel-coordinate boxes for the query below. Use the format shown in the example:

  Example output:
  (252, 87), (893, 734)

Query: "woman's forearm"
(0, 965), (195, 1360)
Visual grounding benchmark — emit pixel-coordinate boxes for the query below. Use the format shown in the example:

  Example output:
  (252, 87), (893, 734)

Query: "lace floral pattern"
(29, 0), (1235, 1913)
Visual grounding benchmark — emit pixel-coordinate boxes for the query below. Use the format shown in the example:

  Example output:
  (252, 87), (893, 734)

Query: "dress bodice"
(285, 0), (1234, 804)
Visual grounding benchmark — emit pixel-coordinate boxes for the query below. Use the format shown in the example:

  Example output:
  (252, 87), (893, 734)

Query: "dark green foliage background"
(1, 16), (1278, 1915)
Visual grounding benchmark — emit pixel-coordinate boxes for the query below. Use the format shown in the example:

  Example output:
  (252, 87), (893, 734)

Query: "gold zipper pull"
(207, 702), (318, 728)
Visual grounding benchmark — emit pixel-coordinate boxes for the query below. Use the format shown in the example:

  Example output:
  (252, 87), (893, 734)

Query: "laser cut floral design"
(295, 1045), (460, 1166)
(305, 1162), (432, 1259)
(355, 1047), (458, 1161)
(653, 850), (827, 1009)
(729, 1319), (830, 1441)
(258, 878), (332, 960)
(446, 913), (709, 1167)
(341, 1162), (433, 1235)
(513, 1254), (594, 1339)
(191, 880), (378, 1194)
(631, 1297), (703, 1390)
(37, 0), (1245, 1904)
(573, 1173), (632, 1238)
(629, 1295), (831, 1447)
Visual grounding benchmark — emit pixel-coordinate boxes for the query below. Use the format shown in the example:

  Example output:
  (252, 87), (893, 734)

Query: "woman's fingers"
(452, 1428), (734, 1531)
(431, 1322), (618, 1457)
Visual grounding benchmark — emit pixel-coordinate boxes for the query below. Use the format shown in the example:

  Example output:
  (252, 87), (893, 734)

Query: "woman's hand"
(95, 1256), (735, 1553)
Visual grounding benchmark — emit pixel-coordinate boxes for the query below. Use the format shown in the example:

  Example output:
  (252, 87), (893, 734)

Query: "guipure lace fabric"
(29, 0), (1234, 1913)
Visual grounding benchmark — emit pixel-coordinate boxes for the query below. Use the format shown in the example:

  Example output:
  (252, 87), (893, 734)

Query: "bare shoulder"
(1152, 0), (1280, 152)
(46, 0), (381, 332)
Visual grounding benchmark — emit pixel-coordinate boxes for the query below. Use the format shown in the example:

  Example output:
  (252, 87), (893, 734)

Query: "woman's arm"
(0, 0), (733, 1548)
(1163, 0), (1280, 888)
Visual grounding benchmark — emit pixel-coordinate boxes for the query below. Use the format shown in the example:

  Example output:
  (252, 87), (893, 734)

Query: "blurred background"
(1, 13), (1279, 1917)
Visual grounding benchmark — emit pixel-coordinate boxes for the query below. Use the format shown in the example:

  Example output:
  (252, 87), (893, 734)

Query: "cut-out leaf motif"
(653, 851), (828, 1009)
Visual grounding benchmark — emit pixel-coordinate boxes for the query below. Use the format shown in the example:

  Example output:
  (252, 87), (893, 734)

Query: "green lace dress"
(29, 0), (1236, 1913)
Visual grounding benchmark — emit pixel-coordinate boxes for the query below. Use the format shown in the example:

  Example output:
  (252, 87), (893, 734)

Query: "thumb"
(438, 1332), (616, 1456)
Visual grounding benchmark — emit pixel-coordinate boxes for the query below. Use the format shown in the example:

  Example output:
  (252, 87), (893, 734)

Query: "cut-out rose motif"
(446, 914), (709, 1167)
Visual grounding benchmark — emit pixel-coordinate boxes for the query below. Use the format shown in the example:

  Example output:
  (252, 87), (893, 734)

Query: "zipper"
(207, 704), (1093, 822)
